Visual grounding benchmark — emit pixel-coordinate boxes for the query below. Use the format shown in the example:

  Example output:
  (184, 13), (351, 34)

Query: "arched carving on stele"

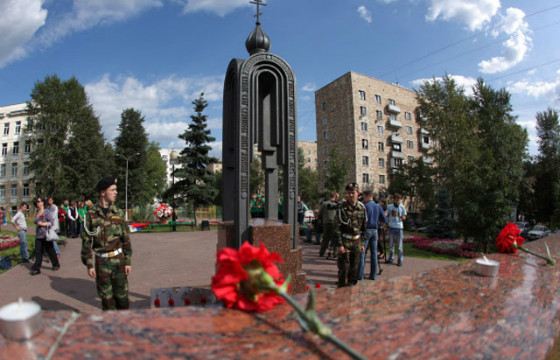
(222, 52), (298, 248)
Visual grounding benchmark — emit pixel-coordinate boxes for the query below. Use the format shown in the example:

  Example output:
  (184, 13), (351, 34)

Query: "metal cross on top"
(249, 0), (266, 24)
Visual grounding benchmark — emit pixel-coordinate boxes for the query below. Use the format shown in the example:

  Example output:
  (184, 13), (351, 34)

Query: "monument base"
(218, 219), (306, 294)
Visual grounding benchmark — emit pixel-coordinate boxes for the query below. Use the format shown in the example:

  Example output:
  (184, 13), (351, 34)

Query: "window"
(392, 143), (402, 152)
(1, 143), (6, 156)
(321, 102), (327, 110)
(375, 94), (382, 104)
(360, 122), (368, 131)
(361, 139), (369, 149)
(322, 117), (328, 125)
(0, 164), (5, 177)
(362, 173), (370, 184)
(423, 135), (430, 145)
(378, 158), (385, 168)
(360, 106), (367, 117)
(3, 123), (9, 136)
(389, 114), (397, 122)
(12, 142), (18, 155)
(11, 163), (17, 177)
(406, 126), (413, 135)
(11, 184), (17, 197)
(407, 140), (414, 149)
(15, 121), (21, 135)
(362, 156), (369, 166)
(23, 162), (29, 176)
(404, 112), (412, 121)
(379, 175), (385, 184)
(388, 99), (396, 105)
(392, 158), (404, 167)
(377, 125), (384, 135)
(323, 131), (328, 140)
(23, 183), (29, 197)
(376, 110), (383, 121)
(378, 142), (384, 152)
(359, 90), (366, 101)
(24, 141), (31, 154)
(0, 186), (4, 201)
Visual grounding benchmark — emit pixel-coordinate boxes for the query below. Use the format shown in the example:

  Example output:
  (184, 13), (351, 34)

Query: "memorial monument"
(219, 0), (305, 292)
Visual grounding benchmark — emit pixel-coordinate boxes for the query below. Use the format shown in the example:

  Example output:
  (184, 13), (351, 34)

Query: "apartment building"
(0, 103), (34, 210)
(315, 71), (431, 193)
(297, 140), (318, 171)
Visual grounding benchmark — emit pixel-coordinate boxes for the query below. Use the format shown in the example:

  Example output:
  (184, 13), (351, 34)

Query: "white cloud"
(35, 0), (163, 48)
(0, 0), (47, 67)
(426, 0), (500, 31)
(479, 7), (532, 74)
(508, 70), (560, 100)
(209, 140), (222, 159)
(357, 6), (372, 24)
(301, 83), (317, 92)
(411, 74), (477, 96)
(85, 74), (223, 145)
(182, 0), (248, 16)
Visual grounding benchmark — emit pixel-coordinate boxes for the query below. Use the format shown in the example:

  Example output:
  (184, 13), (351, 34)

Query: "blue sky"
(1, 0), (559, 157)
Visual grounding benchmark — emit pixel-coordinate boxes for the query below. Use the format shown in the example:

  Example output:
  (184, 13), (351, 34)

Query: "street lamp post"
(117, 152), (140, 222)
(169, 150), (179, 232)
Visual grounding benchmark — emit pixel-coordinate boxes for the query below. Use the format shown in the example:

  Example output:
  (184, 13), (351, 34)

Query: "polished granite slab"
(2, 235), (560, 359)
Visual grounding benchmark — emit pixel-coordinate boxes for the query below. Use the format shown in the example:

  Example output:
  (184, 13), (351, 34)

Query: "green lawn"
(0, 230), (36, 274)
(402, 242), (466, 262)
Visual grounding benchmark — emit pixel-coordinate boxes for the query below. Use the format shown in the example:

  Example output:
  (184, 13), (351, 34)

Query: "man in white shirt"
(12, 202), (29, 263)
(386, 194), (407, 266)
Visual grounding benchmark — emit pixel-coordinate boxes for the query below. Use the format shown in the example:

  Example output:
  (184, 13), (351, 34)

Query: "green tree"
(298, 148), (320, 208)
(250, 156), (264, 194)
(534, 108), (560, 226)
(144, 142), (168, 201)
(171, 93), (218, 225)
(28, 75), (109, 200)
(323, 148), (348, 194)
(114, 108), (149, 207)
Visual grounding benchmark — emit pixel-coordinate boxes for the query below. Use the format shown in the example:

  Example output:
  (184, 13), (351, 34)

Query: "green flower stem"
(515, 244), (556, 266)
(275, 289), (366, 360)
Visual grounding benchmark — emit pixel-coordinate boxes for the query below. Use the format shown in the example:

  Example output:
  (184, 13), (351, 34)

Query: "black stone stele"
(222, 0), (298, 248)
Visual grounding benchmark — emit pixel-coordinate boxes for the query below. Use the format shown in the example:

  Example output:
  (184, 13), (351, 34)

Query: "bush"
(407, 236), (478, 258)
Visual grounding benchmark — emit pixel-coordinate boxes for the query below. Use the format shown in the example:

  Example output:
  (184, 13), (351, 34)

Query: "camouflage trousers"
(95, 255), (129, 311)
(337, 241), (361, 287)
(319, 223), (338, 257)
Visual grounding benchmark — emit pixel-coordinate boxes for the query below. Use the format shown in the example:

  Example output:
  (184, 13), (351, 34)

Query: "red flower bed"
(407, 236), (478, 258)
(0, 238), (20, 251)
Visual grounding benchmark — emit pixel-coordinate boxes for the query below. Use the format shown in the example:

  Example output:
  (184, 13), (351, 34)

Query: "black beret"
(96, 177), (117, 192)
(345, 182), (359, 192)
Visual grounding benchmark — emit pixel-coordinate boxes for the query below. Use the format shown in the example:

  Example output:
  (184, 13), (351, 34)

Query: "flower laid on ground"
(153, 203), (173, 221)
(212, 242), (365, 360)
(496, 223), (555, 266)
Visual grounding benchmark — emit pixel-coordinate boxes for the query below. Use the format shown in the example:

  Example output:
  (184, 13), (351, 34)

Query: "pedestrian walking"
(335, 183), (366, 287)
(12, 202), (29, 263)
(358, 190), (386, 280)
(386, 194), (407, 266)
(318, 191), (339, 258)
(47, 197), (61, 257)
(30, 197), (60, 275)
(81, 177), (132, 310)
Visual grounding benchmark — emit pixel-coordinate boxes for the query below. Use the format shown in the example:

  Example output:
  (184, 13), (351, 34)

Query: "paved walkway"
(0, 231), (457, 313)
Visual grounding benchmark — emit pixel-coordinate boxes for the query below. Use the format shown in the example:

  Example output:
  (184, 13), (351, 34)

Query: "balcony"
(388, 117), (402, 128)
(391, 151), (405, 159)
(420, 128), (429, 135)
(421, 141), (431, 150)
(391, 134), (403, 143)
(386, 104), (401, 114)
(423, 156), (433, 164)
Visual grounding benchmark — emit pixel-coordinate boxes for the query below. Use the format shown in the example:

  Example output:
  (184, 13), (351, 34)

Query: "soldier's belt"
(95, 248), (123, 258)
(342, 234), (361, 240)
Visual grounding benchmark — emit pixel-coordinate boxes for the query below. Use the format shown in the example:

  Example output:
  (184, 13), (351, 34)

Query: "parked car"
(515, 221), (530, 238)
(527, 225), (551, 241)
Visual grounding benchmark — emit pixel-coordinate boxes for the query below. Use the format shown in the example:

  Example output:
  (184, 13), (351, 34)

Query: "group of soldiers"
(314, 183), (407, 287)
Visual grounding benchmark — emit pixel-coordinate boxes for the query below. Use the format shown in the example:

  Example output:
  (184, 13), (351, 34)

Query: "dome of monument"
(245, 23), (270, 55)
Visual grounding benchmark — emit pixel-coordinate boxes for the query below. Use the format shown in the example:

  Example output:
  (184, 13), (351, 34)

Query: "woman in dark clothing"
(30, 197), (60, 275)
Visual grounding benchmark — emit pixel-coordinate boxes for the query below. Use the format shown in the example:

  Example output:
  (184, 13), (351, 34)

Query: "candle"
(475, 257), (500, 277)
(0, 298), (43, 341)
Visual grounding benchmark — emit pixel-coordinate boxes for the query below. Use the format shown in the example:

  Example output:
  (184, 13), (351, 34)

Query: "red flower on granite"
(496, 223), (525, 254)
(212, 242), (285, 312)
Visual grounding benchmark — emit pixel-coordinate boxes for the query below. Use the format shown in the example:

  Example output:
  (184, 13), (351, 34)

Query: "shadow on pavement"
(32, 296), (80, 312)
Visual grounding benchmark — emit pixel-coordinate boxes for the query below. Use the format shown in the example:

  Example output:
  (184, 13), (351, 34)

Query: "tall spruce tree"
(172, 93), (218, 225)
(28, 75), (108, 200)
(534, 108), (560, 225)
(114, 108), (149, 207)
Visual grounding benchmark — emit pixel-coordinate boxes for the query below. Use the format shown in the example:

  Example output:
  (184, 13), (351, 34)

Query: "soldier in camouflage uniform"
(318, 191), (340, 258)
(335, 183), (367, 287)
(81, 177), (132, 310)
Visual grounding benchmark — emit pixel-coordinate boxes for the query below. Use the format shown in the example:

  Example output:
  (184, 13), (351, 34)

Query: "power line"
(377, 3), (560, 79)
(489, 58), (560, 82)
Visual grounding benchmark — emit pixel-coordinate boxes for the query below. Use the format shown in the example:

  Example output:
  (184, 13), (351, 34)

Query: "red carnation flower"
(211, 242), (285, 312)
(496, 223), (525, 254)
